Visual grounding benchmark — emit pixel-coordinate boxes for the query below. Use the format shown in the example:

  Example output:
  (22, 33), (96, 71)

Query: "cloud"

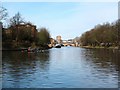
(2, 2), (118, 39)
(39, 2), (118, 39)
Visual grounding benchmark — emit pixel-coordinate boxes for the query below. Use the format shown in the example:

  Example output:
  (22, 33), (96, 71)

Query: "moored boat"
(55, 44), (61, 48)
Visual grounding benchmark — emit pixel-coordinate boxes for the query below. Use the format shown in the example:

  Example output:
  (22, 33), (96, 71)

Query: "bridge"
(62, 40), (78, 47)
(48, 38), (79, 47)
(62, 43), (75, 46)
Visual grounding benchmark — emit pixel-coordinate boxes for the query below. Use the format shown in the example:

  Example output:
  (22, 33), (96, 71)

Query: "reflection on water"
(2, 47), (120, 88)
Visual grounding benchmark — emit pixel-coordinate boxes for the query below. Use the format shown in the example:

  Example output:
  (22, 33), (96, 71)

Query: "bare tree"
(9, 12), (24, 26)
(0, 6), (8, 21)
(9, 12), (24, 44)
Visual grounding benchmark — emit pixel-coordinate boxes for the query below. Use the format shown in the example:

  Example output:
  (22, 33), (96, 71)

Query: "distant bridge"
(48, 39), (79, 47)
(62, 43), (75, 46)
(62, 40), (78, 47)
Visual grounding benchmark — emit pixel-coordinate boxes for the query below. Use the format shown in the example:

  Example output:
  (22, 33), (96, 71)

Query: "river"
(2, 47), (120, 88)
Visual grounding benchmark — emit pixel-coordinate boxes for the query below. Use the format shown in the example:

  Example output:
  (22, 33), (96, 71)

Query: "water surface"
(2, 47), (120, 88)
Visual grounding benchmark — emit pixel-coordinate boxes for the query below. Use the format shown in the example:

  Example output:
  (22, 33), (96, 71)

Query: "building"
(25, 23), (37, 38)
(5, 23), (37, 39)
(56, 35), (62, 44)
(48, 38), (56, 47)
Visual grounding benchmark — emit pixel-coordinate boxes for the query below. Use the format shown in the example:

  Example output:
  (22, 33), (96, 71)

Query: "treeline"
(80, 19), (120, 47)
(1, 7), (51, 49)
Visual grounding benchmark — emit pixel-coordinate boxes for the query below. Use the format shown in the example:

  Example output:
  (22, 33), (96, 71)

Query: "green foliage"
(2, 11), (51, 49)
(80, 20), (119, 47)
(37, 28), (50, 46)
(31, 42), (36, 48)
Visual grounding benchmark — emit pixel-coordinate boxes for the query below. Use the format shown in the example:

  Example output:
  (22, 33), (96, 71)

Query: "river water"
(2, 47), (120, 88)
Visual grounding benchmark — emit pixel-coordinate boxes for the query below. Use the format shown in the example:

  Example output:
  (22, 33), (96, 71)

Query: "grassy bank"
(80, 46), (119, 49)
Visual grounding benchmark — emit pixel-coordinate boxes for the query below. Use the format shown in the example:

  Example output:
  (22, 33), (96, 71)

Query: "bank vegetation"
(1, 7), (51, 50)
(79, 19), (120, 49)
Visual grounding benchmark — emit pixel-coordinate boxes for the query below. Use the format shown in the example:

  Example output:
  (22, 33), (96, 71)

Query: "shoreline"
(2, 47), (52, 51)
(1, 46), (120, 51)
(80, 46), (119, 50)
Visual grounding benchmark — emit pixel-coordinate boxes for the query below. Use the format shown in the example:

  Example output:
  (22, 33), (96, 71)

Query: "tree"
(9, 12), (24, 26)
(9, 12), (24, 42)
(0, 6), (8, 21)
(37, 28), (50, 46)
(79, 20), (119, 47)
(0, 6), (8, 46)
(115, 19), (120, 48)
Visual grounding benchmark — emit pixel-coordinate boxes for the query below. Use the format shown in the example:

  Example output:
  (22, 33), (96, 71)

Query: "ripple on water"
(2, 48), (119, 88)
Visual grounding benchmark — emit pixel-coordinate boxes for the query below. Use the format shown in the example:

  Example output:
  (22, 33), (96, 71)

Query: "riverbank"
(80, 46), (119, 50)
(2, 46), (52, 51)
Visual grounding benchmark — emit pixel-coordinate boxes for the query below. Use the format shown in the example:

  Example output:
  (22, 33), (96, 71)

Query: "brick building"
(5, 23), (37, 39)
(56, 35), (62, 44)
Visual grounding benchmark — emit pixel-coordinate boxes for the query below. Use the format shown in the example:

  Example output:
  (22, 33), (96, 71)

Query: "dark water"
(2, 47), (120, 88)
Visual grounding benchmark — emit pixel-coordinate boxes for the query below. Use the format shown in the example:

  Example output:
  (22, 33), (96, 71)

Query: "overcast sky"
(1, 2), (118, 40)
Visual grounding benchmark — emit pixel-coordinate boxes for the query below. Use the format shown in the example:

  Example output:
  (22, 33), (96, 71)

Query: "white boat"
(54, 44), (61, 48)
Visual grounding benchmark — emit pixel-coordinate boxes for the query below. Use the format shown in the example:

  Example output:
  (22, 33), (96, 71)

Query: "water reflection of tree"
(82, 49), (120, 73)
(2, 50), (50, 87)
(35, 51), (50, 71)
(2, 51), (36, 85)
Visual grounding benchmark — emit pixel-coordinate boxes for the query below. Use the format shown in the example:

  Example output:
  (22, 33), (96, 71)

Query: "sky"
(1, 2), (118, 40)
